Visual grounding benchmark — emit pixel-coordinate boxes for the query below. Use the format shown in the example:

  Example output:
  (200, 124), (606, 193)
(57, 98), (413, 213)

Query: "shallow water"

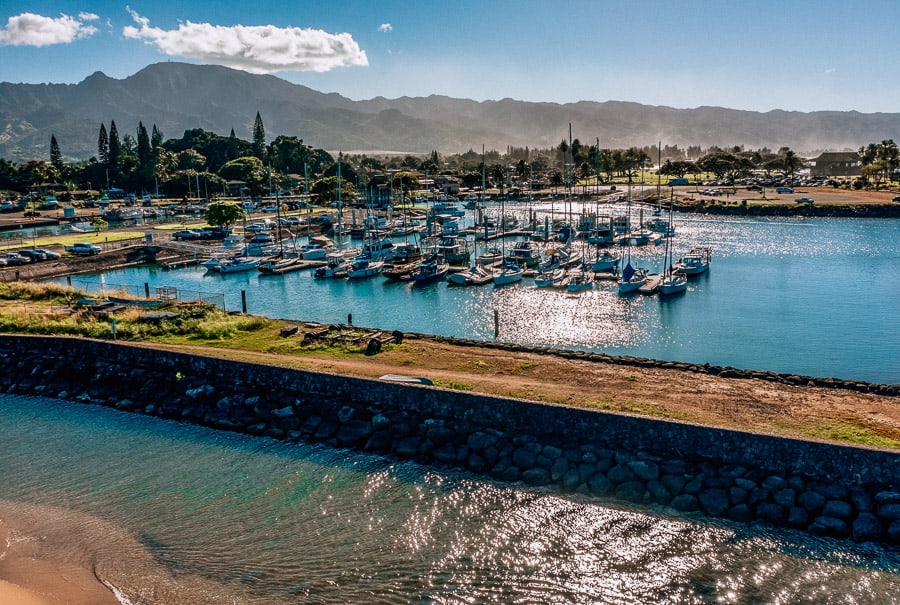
(62, 210), (900, 384)
(1, 394), (898, 604)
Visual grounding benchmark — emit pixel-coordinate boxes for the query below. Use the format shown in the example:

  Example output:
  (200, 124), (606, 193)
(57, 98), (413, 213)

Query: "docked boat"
(475, 246), (503, 266)
(505, 240), (542, 267)
(410, 254), (450, 284)
(617, 261), (649, 293)
(432, 199), (466, 217)
(492, 260), (524, 286)
(566, 270), (594, 292)
(646, 216), (675, 236)
(346, 255), (384, 279)
(360, 232), (395, 261)
(658, 269), (688, 295)
(314, 253), (351, 279)
(218, 257), (260, 273)
(674, 247), (712, 275)
(534, 268), (567, 288)
(257, 254), (303, 275)
(591, 248), (621, 272)
(447, 264), (493, 286)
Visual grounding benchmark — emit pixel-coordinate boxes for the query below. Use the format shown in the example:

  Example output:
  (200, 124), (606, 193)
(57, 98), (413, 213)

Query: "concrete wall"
(1, 335), (898, 545)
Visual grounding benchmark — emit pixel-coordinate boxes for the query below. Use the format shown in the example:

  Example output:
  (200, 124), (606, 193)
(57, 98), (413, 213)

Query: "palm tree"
(781, 149), (804, 183)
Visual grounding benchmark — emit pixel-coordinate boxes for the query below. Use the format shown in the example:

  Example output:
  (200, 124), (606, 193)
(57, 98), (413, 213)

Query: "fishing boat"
(314, 253), (350, 279)
(591, 248), (621, 272)
(505, 240), (542, 267)
(674, 246), (712, 275)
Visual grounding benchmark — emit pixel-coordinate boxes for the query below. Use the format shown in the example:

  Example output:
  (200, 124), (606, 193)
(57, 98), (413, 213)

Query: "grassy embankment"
(1, 282), (897, 450)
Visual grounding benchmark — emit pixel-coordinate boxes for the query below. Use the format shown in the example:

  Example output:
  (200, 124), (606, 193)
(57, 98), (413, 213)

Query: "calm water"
(2, 394), (898, 604)
(65, 209), (900, 384)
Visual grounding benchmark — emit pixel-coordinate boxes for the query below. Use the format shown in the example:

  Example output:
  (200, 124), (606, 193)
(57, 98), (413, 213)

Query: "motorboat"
(346, 255), (384, 279)
(447, 264), (492, 286)
(591, 249), (621, 272)
(492, 260), (524, 286)
(314, 253), (350, 279)
(505, 240), (542, 267)
(218, 257), (260, 273)
(674, 247), (712, 275)
(410, 254), (450, 284)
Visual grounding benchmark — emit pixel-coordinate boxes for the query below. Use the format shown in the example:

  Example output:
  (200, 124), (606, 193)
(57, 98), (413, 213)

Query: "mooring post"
(494, 309), (499, 339)
(144, 282), (150, 298)
(241, 290), (247, 314)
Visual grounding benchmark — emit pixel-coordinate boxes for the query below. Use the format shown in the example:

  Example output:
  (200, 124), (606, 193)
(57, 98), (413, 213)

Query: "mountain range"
(2, 62), (898, 162)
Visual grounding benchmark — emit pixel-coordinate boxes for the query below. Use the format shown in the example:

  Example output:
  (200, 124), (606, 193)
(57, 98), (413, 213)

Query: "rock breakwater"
(1, 335), (897, 546)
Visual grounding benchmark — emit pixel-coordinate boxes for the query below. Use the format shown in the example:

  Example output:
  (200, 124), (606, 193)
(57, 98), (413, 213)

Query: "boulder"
(822, 500), (853, 520)
(851, 513), (883, 543)
(628, 460), (659, 482)
(699, 488), (730, 516)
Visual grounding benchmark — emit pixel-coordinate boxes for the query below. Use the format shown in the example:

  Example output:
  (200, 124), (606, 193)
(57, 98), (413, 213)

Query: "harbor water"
(1, 394), (898, 604)
(65, 211), (900, 384)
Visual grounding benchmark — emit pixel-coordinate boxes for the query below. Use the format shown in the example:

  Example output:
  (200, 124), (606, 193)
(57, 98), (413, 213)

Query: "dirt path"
(132, 336), (900, 449)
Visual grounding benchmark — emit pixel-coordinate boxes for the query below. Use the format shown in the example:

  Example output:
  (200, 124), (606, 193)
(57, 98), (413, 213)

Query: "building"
(809, 152), (861, 177)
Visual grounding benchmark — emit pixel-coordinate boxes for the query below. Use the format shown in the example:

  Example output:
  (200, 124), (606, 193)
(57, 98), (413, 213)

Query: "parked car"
(33, 248), (61, 260)
(18, 249), (47, 262)
(4, 252), (29, 265)
(892, 196), (900, 203)
(197, 227), (230, 240)
(746, 185), (763, 191)
(172, 229), (202, 240)
(795, 197), (815, 204)
(65, 242), (102, 255)
(23, 210), (41, 218)
(0, 200), (15, 212)
(775, 187), (794, 194)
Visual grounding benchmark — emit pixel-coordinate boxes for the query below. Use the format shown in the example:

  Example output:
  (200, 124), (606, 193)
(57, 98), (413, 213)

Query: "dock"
(261, 259), (326, 276)
(639, 273), (662, 295)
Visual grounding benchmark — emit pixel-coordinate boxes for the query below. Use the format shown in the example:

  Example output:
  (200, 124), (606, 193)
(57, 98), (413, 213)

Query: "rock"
(787, 506), (809, 528)
(756, 503), (785, 524)
(729, 487), (748, 505)
(628, 460), (659, 482)
(588, 473), (613, 496)
(734, 478), (756, 491)
(512, 447), (537, 469)
(432, 443), (458, 464)
(809, 516), (849, 538)
(466, 453), (488, 474)
(646, 480), (672, 505)
(550, 457), (570, 482)
(661, 475), (687, 495)
(562, 469), (581, 492)
(337, 406), (355, 423)
(607, 464), (636, 485)
(313, 418), (339, 440)
(683, 475), (705, 494)
(542, 445), (562, 460)
(426, 425), (456, 445)
(887, 520), (900, 545)
(728, 504), (754, 523)
(875, 491), (900, 505)
(467, 431), (498, 451)
(851, 513), (883, 543)
(877, 503), (900, 521)
(395, 437), (420, 458)
(336, 420), (373, 446)
(822, 500), (853, 520)
(671, 494), (699, 512)
(523, 468), (551, 486)
(271, 405), (294, 418)
(797, 490), (826, 513)
(699, 488), (730, 516)
(761, 476), (786, 491)
(371, 414), (391, 431)
(773, 488), (796, 509)
(848, 487), (874, 513)
(615, 481), (645, 502)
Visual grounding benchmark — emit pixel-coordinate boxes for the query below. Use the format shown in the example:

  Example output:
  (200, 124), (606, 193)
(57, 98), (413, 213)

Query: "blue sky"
(2, 1), (898, 113)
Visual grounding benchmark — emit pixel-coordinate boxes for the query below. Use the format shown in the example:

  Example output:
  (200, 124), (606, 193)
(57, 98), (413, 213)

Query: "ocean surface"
(1, 394), (898, 604)
(63, 207), (900, 384)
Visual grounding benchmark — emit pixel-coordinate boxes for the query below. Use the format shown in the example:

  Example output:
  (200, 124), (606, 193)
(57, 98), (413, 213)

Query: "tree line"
(1, 114), (897, 205)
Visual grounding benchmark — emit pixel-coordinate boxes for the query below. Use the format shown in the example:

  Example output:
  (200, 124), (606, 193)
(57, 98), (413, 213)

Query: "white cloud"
(378, 23), (392, 33)
(122, 9), (368, 73)
(0, 12), (98, 47)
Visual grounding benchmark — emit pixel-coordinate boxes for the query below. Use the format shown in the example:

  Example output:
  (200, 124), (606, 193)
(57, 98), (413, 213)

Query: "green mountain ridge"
(1, 62), (897, 162)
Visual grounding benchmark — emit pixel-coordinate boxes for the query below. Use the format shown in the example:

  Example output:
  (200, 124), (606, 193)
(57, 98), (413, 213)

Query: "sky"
(1, 0), (899, 114)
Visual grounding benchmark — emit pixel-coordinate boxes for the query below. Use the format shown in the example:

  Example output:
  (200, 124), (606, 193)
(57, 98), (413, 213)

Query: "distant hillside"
(1, 62), (897, 162)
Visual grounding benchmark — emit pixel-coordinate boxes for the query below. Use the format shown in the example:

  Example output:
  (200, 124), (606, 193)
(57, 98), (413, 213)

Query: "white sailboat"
(657, 192), (687, 295)
(492, 164), (523, 286)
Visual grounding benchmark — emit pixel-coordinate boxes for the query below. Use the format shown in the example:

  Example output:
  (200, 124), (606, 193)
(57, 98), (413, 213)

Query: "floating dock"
(638, 273), (662, 295)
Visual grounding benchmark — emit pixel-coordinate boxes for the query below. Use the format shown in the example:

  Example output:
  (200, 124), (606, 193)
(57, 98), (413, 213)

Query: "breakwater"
(1, 334), (898, 546)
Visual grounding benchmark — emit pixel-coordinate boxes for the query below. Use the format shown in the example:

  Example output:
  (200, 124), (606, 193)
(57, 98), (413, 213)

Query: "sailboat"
(657, 190), (687, 295)
(617, 172), (650, 293)
(492, 164), (523, 286)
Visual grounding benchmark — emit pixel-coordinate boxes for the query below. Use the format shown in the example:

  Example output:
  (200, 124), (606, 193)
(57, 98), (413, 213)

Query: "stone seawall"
(1, 335), (898, 546)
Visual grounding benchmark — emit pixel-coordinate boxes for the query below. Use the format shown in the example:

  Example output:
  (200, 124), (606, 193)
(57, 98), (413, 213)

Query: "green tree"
(50, 134), (63, 171)
(137, 122), (152, 172)
(252, 112), (266, 161)
(310, 175), (356, 205)
(204, 201), (245, 228)
(108, 120), (121, 169)
(151, 124), (163, 148)
(97, 124), (109, 165)
(218, 156), (267, 195)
